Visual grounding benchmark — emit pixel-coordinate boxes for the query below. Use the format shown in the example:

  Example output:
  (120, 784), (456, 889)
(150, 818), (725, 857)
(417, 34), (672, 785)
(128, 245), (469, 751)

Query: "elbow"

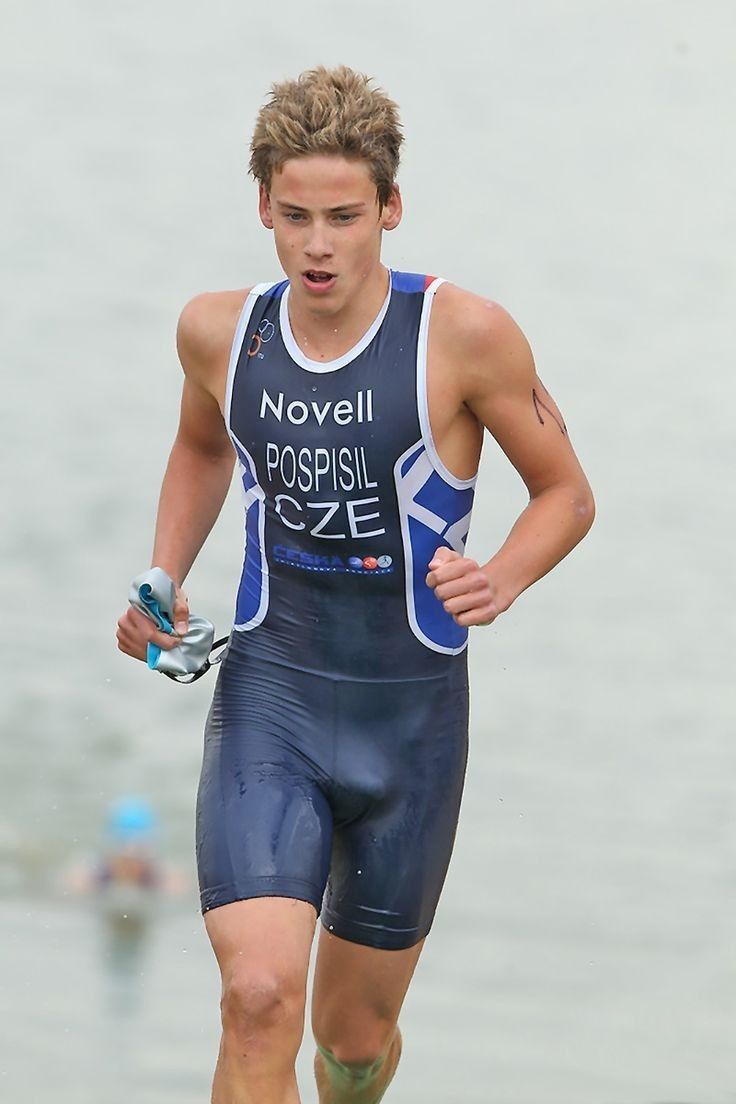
(574, 484), (596, 537)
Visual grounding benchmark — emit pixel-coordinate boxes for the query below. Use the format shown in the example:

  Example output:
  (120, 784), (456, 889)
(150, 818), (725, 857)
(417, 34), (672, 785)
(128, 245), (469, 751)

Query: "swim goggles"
(129, 567), (229, 684)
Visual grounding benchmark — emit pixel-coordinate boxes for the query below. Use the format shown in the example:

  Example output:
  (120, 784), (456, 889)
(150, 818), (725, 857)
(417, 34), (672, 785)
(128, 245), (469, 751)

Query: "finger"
(428, 546), (459, 570)
(173, 589), (189, 636)
(455, 606), (498, 628)
(441, 591), (491, 617)
(116, 627), (147, 661)
(119, 606), (154, 632)
(432, 572), (488, 602)
(425, 557), (479, 589)
(116, 612), (175, 655)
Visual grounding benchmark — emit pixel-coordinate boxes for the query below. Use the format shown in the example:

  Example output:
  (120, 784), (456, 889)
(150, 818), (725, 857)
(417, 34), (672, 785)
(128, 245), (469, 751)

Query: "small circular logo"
(377, 555), (392, 568)
(362, 556), (378, 570)
(348, 556), (363, 569)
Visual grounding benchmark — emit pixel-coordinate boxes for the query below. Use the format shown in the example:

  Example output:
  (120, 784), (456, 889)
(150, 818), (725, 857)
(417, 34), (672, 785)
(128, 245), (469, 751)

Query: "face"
(258, 155), (402, 315)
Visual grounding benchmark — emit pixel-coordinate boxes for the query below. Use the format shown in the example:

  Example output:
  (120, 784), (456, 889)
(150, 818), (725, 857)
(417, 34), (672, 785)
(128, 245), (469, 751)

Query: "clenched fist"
(425, 546), (502, 627)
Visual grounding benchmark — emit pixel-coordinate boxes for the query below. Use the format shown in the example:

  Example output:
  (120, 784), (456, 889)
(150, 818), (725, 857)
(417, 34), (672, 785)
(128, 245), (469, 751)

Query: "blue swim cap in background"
(106, 797), (158, 843)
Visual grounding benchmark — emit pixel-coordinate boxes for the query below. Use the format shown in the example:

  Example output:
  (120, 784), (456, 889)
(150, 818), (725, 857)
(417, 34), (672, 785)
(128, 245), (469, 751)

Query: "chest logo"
(259, 387), (374, 427)
(247, 318), (276, 358)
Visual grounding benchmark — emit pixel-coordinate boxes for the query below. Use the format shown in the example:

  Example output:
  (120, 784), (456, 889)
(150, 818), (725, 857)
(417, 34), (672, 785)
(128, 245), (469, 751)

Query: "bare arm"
(427, 294), (595, 625)
(117, 293), (242, 659)
(152, 375), (235, 588)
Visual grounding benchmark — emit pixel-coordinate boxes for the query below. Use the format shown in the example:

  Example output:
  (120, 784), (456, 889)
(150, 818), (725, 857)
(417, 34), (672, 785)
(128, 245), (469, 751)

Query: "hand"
(425, 547), (501, 627)
(116, 587), (190, 661)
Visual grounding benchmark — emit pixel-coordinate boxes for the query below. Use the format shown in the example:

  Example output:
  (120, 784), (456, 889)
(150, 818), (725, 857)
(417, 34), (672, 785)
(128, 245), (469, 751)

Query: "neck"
(287, 264), (389, 363)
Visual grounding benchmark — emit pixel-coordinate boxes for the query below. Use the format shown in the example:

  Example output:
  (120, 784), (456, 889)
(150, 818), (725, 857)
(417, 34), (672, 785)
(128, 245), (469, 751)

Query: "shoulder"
(431, 282), (535, 400)
(176, 288), (252, 381)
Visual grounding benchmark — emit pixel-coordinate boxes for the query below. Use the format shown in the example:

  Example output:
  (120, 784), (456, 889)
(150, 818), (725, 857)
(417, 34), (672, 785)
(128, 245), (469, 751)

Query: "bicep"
(465, 316), (587, 498)
(175, 376), (234, 460)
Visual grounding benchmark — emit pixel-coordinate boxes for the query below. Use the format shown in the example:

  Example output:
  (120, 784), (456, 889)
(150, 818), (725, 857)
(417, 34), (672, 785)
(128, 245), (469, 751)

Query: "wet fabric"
(196, 639), (469, 950)
(225, 270), (477, 679)
(196, 271), (476, 948)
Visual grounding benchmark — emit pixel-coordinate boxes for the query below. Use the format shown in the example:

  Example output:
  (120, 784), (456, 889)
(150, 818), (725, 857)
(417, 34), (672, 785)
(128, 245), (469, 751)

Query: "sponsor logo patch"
(273, 545), (395, 575)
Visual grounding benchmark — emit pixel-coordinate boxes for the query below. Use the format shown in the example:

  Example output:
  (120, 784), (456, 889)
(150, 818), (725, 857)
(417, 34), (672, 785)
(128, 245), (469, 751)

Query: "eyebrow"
(275, 201), (368, 213)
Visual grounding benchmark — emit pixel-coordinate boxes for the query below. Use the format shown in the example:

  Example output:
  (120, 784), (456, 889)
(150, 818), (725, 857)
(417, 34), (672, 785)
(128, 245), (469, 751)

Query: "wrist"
(480, 558), (518, 614)
(150, 558), (186, 589)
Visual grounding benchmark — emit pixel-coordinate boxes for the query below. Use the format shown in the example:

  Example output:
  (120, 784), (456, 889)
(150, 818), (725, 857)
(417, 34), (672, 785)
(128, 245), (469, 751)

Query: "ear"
(258, 185), (274, 229)
(380, 184), (403, 232)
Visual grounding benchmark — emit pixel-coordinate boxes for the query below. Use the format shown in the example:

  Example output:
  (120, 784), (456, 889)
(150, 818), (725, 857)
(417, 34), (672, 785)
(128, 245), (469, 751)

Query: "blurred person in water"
(95, 797), (161, 922)
(67, 796), (187, 927)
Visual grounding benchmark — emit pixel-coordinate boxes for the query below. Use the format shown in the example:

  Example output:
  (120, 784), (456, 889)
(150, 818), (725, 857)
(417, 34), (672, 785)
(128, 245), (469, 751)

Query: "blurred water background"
(1, 1), (734, 1101)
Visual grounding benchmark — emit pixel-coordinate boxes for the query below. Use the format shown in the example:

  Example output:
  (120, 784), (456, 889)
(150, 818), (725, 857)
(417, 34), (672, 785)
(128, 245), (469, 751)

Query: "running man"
(116, 66), (594, 1104)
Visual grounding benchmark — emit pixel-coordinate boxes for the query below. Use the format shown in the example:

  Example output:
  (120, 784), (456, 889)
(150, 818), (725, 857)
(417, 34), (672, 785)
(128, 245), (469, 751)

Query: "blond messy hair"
(249, 66), (403, 207)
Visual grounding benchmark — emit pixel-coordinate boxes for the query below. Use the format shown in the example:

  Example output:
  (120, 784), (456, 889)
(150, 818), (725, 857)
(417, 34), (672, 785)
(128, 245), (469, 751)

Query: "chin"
(306, 296), (343, 317)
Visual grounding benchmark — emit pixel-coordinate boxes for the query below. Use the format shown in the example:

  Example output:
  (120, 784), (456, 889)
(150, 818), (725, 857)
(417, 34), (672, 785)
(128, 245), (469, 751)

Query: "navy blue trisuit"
(196, 270), (478, 950)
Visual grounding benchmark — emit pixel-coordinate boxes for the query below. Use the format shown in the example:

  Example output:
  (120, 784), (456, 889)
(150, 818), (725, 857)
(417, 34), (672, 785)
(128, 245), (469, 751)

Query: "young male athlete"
(116, 66), (594, 1104)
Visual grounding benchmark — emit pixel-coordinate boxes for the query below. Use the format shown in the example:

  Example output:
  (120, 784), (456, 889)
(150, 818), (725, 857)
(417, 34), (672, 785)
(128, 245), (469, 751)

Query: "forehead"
(270, 155), (376, 207)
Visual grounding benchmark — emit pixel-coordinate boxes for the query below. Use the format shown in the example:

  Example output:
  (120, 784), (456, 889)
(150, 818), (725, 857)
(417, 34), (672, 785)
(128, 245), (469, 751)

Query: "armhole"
(224, 282), (278, 435)
(417, 278), (478, 490)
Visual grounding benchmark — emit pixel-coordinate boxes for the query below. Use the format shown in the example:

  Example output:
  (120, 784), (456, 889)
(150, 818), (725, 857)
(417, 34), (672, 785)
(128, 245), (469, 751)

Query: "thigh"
(323, 663), (469, 950)
(196, 648), (334, 915)
(206, 896), (317, 996)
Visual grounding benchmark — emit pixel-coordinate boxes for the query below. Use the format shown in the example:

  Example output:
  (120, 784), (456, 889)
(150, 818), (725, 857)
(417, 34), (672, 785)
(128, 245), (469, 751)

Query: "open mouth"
(303, 270), (335, 287)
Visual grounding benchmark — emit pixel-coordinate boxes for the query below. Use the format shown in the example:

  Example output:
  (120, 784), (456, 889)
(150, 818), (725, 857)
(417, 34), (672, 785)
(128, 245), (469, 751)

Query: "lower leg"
(314, 1028), (403, 1104)
(211, 1045), (301, 1104)
(210, 982), (304, 1104)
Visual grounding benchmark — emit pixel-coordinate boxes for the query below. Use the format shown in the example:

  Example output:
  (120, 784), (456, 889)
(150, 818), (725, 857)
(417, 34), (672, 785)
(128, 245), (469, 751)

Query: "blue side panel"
(395, 441), (473, 653)
(233, 441), (268, 626)
(391, 270), (427, 294)
(415, 473), (474, 536)
(408, 516), (468, 651)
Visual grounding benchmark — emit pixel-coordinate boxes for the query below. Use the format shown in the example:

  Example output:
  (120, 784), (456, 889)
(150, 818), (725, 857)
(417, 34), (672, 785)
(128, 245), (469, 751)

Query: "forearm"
(483, 482), (594, 611)
(151, 437), (235, 586)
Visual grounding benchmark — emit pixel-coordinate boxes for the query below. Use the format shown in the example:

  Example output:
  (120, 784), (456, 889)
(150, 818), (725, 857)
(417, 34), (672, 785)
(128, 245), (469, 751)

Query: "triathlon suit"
(196, 270), (478, 950)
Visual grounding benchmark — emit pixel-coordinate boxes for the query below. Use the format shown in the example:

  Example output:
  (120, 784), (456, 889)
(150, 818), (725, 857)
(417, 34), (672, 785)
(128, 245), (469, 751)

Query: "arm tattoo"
(532, 385), (567, 436)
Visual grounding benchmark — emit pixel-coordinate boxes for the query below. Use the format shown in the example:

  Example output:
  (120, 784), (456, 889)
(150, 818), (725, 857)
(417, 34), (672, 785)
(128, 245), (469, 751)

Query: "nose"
(304, 220), (333, 261)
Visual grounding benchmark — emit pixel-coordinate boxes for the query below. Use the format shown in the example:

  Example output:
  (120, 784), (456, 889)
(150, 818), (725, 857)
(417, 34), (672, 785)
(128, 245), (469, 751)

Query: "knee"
(220, 969), (305, 1041)
(316, 1021), (397, 1069)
